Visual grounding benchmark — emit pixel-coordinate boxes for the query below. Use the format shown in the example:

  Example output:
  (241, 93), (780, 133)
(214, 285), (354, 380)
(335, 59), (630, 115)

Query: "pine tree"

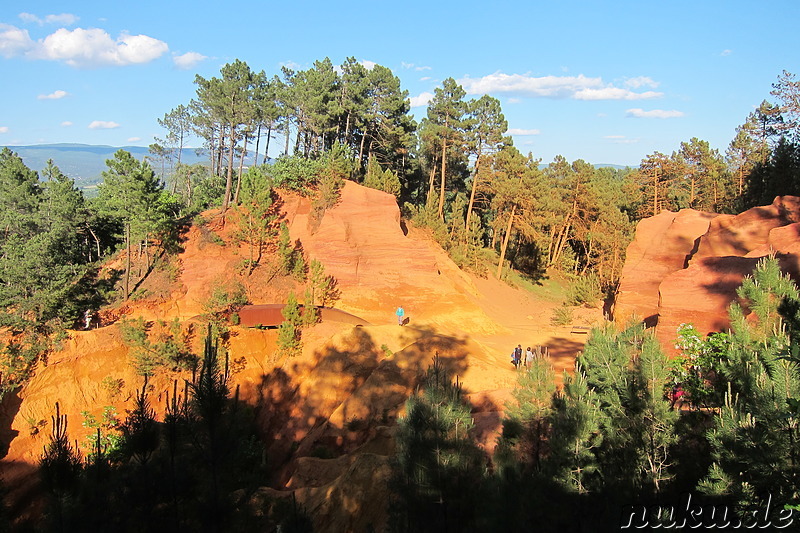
(545, 323), (677, 497)
(232, 166), (277, 273)
(390, 355), (485, 532)
(495, 357), (557, 476)
(547, 367), (604, 494)
(39, 403), (83, 531)
(277, 292), (302, 357)
(95, 150), (171, 300)
(700, 257), (800, 507)
(277, 221), (293, 275)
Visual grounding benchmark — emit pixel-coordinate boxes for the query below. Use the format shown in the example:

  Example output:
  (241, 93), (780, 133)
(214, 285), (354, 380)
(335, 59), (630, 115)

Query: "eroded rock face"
(614, 209), (718, 326)
(692, 196), (800, 261)
(616, 196), (800, 356)
(283, 181), (449, 292)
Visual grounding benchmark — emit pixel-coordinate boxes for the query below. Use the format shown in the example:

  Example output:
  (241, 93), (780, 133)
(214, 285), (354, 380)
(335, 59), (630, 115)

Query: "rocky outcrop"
(283, 181), (458, 292)
(691, 196), (800, 261)
(616, 196), (800, 356)
(614, 209), (718, 326)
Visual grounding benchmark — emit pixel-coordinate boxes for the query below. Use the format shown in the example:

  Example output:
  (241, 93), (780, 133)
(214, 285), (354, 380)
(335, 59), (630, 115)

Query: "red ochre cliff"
(615, 196), (800, 356)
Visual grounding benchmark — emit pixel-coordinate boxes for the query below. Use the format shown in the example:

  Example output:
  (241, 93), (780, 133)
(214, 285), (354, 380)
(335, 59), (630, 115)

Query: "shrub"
(270, 155), (320, 193)
(551, 304), (573, 326)
(277, 292), (302, 358)
(567, 274), (601, 307)
(119, 317), (196, 376)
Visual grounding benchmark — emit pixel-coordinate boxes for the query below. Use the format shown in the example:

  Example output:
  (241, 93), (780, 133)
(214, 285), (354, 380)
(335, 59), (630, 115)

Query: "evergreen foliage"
(363, 156), (401, 198)
(232, 166), (278, 273)
(95, 149), (176, 300)
(277, 292), (302, 357)
(36, 327), (270, 531)
(390, 355), (485, 532)
(699, 257), (800, 508)
(118, 317), (196, 376)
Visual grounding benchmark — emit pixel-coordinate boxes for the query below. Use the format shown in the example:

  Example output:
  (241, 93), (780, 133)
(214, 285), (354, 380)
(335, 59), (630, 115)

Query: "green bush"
(567, 274), (601, 307)
(551, 304), (573, 326)
(270, 155), (320, 193)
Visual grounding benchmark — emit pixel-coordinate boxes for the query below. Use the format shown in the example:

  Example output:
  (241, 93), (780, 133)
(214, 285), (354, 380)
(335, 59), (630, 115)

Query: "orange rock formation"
(616, 196), (800, 356)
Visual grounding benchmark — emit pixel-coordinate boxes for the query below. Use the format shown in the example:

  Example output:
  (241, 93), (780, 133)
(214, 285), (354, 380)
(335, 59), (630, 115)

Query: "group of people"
(511, 344), (548, 369)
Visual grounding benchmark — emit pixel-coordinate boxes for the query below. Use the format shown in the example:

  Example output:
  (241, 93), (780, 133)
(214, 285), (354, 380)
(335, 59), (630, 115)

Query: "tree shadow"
(541, 337), (587, 377)
(0, 390), (22, 459)
(251, 323), (472, 492)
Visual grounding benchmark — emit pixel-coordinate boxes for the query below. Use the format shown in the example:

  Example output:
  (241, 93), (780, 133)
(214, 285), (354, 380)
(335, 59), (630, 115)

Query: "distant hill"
(2, 144), (216, 190)
(4, 143), (632, 191)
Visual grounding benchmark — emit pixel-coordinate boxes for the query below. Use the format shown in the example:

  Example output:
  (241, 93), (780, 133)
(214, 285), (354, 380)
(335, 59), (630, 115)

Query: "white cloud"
(37, 89), (68, 100)
(626, 108), (685, 119)
(507, 128), (541, 136)
(507, 97), (521, 104)
(173, 51), (207, 70)
(458, 72), (662, 100)
(280, 60), (302, 71)
(360, 59), (377, 70)
(0, 126), (8, 133)
(61, 121), (73, 126)
(420, 76), (431, 81)
(401, 62), (431, 71)
(575, 87), (662, 100)
(604, 135), (639, 144)
(88, 120), (120, 129)
(127, 137), (141, 142)
(721, 49), (732, 56)
(409, 91), (434, 108)
(19, 13), (79, 26)
(40, 29), (168, 67)
(624, 76), (659, 89)
(0, 23), (34, 58)
(3, 25), (169, 67)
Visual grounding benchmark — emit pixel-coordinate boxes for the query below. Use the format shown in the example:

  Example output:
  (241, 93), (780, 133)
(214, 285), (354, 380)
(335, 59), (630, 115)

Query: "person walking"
(513, 344), (523, 369)
(396, 306), (405, 326)
(525, 346), (534, 368)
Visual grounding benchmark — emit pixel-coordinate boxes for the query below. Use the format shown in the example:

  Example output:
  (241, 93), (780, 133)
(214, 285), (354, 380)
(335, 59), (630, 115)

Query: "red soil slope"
(0, 180), (599, 531)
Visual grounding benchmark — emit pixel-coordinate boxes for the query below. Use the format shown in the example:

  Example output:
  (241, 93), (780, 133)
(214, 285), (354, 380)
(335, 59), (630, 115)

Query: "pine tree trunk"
(254, 124), (261, 166)
(358, 131), (367, 168)
(234, 133), (248, 206)
(465, 153), (481, 232)
(496, 204), (516, 278)
(209, 128), (216, 177)
(427, 162), (437, 206)
(438, 139), (447, 220)
(216, 129), (225, 177)
(222, 123), (236, 213)
(125, 223), (131, 300)
(264, 125), (272, 164)
(552, 205), (575, 268)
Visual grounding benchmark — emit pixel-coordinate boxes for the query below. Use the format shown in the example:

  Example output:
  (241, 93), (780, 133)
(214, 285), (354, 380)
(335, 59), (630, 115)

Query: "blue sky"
(1, 0), (798, 166)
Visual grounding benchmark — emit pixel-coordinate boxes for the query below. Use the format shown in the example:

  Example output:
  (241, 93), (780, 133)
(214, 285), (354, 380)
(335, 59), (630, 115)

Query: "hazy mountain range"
(4, 143), (629, 191)
(4, 144), (216, 190)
